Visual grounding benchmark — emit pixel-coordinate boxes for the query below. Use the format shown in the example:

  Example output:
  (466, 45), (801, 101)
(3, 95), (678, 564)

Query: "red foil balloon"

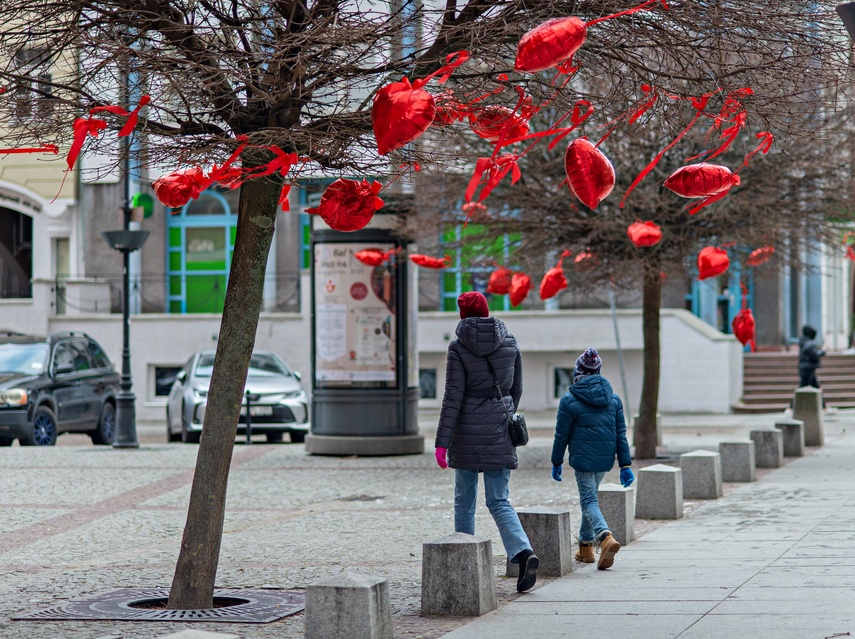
(514, 0), (668, 73)
(409, 253), (451, 269)
(539, 250), (572, 301)
(627, 221), (662, 248)
(469, 106), (530, 143)
(698, 246), (730, 280)
(372, 78), (437, 155)
(354, 247), (399, 266)
(564, 138), (615, 210)
(152, 167), (212, 208)
(487, 266), (513, 295)
(510, 272), (531, 307)
(306, 179), (384, 232)
(746, 246), (774, 267)
(664, 163), (740, 198)
(515, 17), (587, 73)
(732, 308), (756, 351)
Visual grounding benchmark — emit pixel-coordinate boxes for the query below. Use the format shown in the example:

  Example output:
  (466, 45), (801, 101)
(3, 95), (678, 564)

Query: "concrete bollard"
(305, 573), (393, 639)
(774, 418), (805, 457)
(506, 507), (573, 578)
(598, 483), (635, 545)
(636, 464), (683, 520)
(422, 533), (497, 616)
(680, 450), (722, 499)
(792, 387), (824, 446)
(719, 440), (756, 482)
(750, 429), (784, 468)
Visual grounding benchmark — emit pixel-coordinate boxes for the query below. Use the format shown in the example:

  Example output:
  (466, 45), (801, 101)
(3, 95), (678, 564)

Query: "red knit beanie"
(458, 291), (490, 319)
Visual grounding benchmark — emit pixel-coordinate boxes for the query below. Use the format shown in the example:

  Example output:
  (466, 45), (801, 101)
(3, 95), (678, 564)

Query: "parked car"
(0, 331), (120, 446)
(166, 350), (309, 444)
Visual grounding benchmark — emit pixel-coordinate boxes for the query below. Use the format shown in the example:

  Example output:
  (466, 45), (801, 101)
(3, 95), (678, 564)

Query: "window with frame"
(439, 222), (521, 312)
(13, 47), (54, 121)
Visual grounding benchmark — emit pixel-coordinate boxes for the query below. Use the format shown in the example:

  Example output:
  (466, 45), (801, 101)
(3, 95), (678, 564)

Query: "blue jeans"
(575, 470), (610, 543)
(454, 469), (531, 562)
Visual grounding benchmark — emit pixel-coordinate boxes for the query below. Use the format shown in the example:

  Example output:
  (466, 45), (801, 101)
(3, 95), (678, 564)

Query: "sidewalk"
(443, 409), (855, 639)
(0, 409), (852, 639)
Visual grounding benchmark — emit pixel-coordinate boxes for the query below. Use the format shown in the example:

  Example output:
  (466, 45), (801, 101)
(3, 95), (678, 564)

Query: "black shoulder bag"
(484, 356), (528, 447)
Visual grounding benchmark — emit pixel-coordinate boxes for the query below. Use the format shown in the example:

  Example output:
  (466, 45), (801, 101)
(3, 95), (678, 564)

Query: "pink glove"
(435, 446), (448, 469)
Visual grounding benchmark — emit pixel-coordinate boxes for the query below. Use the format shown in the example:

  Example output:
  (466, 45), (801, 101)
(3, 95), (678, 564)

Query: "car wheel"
(181, 406), (201, 444)
(266, 432), (284, 443)
(289, 430), (306, 444)
(166, 407), (181, 442)
(90, 402), (116, 445)
(0, 436), (13, 446)
(21, 406), (58, 446)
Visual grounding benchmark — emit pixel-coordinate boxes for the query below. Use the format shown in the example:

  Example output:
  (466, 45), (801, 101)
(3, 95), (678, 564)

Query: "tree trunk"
(634, 260), (662, 460)
(168, 175), (281, 609)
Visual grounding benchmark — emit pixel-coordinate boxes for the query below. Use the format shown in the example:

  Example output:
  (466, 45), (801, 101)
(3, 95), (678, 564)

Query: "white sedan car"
(166, 350), (309, 443)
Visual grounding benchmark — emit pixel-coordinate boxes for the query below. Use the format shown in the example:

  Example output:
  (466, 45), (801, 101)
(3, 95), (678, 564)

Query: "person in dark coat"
(798, 325), (826, 389)
(551, 348), (633, 570)
(434, 291), (538, 593)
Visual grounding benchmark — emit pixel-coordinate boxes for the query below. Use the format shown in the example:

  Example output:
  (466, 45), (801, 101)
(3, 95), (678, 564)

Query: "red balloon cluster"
(564, 138), (615, 210)
(627, 221), (662, 248)
(306, 179), (384, 232)
(697, 246), (730, 280)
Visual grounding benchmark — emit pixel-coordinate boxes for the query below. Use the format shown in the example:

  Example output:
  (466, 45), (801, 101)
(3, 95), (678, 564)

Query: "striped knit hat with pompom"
(574, 348), (602, 380)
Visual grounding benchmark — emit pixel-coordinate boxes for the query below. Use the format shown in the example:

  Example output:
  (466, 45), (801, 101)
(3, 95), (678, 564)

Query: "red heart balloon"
(306, 179), (384, 232)
(697, 246), (730, 280)
(564, 138), (615, 210)
(539, 250), (572, 300)
(409, 253), (451, 269)
(486, 266), (513, 295)
(469, 106), (530, 142)
(515, 17), (587, 73)
(664, 163), (740, 198)
(627, 220), (662, 248)
(745, 245), (774, 267)
(732, 307), (755, 350)
(510, 272), (531, 307)
(372, 78), (437, 155)
(152, 168), (212, 208)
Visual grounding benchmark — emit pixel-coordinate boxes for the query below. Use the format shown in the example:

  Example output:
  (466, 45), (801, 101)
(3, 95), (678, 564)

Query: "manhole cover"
(12, 588), (304, 623)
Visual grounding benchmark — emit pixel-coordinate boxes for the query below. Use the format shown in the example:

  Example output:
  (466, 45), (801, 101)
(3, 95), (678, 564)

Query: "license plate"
(240, 405), (273, 416)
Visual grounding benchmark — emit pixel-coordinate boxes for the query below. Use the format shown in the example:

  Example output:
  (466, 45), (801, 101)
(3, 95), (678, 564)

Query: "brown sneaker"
(597, 534), (620, 570)
(575, 541), (595, 563)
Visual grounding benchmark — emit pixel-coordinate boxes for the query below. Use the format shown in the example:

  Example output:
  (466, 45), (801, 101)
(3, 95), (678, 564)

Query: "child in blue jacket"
(551, 348), (633, 570)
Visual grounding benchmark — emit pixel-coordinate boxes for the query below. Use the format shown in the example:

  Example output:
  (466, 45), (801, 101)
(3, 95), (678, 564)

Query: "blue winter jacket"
(551, 374), (631, 473)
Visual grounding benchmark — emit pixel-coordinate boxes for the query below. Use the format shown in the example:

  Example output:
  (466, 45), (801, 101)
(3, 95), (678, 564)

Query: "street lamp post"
(103, 215), (149, 448)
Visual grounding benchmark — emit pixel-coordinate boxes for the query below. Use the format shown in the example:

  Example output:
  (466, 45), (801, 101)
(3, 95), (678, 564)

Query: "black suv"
(0, 331), (120, 446)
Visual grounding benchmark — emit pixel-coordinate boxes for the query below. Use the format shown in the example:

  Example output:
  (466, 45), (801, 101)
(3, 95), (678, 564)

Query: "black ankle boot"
(514, 549), (539, 592)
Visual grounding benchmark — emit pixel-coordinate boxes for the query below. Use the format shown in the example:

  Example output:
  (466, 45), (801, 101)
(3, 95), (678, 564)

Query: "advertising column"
(306, 228), (423, 456)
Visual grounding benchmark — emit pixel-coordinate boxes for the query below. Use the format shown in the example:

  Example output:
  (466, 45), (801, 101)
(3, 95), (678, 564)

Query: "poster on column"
(314, 242), (397, 387)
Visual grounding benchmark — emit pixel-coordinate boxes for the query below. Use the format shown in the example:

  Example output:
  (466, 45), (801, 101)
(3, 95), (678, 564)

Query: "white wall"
(419, 308), (742, 414)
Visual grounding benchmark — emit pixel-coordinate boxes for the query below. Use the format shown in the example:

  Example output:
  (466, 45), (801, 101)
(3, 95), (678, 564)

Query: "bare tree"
(0, 0), (850, 607)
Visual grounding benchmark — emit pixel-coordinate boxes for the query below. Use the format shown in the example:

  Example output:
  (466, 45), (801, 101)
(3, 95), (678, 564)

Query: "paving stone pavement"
(1, 409), (850, 639)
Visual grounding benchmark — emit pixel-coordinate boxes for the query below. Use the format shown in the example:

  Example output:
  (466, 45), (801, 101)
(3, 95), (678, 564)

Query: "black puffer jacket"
(435, 317), (523, 470)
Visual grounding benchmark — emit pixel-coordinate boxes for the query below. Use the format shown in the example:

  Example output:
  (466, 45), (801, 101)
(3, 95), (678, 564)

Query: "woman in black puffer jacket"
(434, 291), (538, 593)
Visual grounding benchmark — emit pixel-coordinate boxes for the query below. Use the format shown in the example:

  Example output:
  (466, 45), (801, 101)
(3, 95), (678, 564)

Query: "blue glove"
(620, 466), (634, 488)
(552, 464), (562, 482)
